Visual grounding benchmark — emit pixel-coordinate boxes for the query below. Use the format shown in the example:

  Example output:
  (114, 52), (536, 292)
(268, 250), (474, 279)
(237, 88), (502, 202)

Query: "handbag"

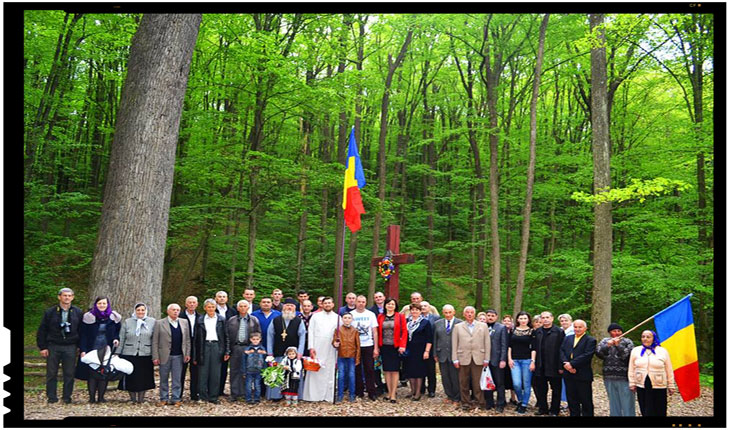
(479, 365), (496, 391)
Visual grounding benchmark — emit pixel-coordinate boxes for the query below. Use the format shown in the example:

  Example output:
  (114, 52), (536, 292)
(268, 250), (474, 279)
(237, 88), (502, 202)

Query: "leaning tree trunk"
(88, 14), (202, 318)
(589, 13), (612, 372)
(513, 14), (549, 316)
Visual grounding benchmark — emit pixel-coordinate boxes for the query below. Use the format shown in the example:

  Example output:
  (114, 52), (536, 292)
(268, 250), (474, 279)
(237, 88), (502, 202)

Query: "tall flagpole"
(334, 137), (350, 403)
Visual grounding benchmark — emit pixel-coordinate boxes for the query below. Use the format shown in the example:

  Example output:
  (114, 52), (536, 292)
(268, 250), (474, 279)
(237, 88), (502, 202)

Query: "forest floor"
(22, 373), (714, 419)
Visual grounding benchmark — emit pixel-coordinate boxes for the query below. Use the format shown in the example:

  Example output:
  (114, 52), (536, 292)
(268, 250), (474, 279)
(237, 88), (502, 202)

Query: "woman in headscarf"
(628, 330), (675, 416)
(402, 303), (433, 401)
(115, 303), (156, 403)
(75, 296), (122, 403)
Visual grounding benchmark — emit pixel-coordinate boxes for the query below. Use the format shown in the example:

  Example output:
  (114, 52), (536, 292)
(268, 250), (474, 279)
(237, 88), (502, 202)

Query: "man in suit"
(452, 305), (491, 411)
(180, 296), (200, 401)
(560, 319), (597, 416)
(368, 291), (386, 316)
(484, 309), (508, 412)
(533, 311), (566, 416)
(243, 288), (260, 314)
(194, 298), (230, 404)
(368, 291), (387, 394)
(420, 301), (439, 397)
(152, 303), (191, 406)
(225, 299), (261, 402)
(214, 290), (236, 396)
(433, 304), (462, 404)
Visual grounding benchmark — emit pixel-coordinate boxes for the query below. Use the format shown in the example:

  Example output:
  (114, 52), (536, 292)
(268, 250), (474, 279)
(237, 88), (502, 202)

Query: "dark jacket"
(193, 314), (229, 365)
(560, 333), (597, 382)
(487, 322), (509, 363)
(37, 305), (82, 349)
(534, 325), (565, 377)
(595, 336), (633, 380)
(78, 312), (122, 353)
(216, 305), (237, 321)
(74, 312), (122, 380)
(368, 304), (384, 316)
(225, 314), (262, 350)
(181, 310), (200, 341)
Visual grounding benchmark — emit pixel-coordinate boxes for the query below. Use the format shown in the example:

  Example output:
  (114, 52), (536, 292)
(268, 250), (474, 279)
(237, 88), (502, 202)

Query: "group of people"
(37, 287), (677, 416)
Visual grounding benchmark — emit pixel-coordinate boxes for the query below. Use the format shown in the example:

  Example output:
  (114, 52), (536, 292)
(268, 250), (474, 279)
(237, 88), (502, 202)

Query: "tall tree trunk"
(453, 54), (486, 311)
(368, 30), (413, 302)
(89, 14), (201, 318)
(513, 14), (549, 316)
(589, 14), (612, 371)
(423, 65), (436, 297)
(332, 19), (350, 301)
(484, 45), (502, 315)
(296, 112), (312, 290)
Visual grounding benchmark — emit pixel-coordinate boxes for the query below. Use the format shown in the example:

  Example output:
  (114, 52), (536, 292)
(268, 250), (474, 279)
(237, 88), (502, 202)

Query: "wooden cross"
(370, 225), (415, 302)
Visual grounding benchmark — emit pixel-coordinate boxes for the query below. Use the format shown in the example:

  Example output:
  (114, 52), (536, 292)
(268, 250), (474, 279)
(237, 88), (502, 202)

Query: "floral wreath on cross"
(378, 250), (395, 281)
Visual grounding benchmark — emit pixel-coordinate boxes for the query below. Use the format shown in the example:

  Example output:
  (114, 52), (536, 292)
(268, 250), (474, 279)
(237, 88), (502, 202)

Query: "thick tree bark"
(589, 14), (612, 371)
(89, 14), (202, 318)
(367, 30), (413, 302)
(513, 14), (549, 317)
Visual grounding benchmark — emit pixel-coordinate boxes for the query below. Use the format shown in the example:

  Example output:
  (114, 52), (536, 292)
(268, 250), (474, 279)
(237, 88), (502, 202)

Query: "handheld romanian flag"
(653, 294), (700, 402)
(342, 127), (366, 232)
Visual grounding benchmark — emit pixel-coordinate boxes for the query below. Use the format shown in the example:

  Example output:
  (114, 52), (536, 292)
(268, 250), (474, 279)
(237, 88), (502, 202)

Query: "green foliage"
(23, 12), (714, 364)
(571, 178), (692, 204)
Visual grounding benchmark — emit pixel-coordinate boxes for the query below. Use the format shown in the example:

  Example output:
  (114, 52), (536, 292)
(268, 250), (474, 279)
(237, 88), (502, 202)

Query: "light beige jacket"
(451, 320), (491, 366)
(628, 345), (675, 389)
(152, 317), (191, 365)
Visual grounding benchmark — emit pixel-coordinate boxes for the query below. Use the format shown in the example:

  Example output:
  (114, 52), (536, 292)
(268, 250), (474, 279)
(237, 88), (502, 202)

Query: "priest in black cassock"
(266, 299), (306, 401)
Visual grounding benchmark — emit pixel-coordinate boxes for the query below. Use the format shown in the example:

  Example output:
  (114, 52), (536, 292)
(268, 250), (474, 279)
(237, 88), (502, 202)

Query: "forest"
(22, 11), (714, 370)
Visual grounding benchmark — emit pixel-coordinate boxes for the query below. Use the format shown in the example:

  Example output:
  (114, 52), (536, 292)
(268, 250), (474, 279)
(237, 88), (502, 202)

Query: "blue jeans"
(245, 372), (262, 402)
(604, 378), (636, 416)
(337, 357), (356, 401)
(510, 359), (533, 407)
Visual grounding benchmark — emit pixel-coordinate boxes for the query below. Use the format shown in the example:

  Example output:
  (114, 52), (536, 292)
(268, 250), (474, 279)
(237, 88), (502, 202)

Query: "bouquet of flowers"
(262, 356), (286, 388)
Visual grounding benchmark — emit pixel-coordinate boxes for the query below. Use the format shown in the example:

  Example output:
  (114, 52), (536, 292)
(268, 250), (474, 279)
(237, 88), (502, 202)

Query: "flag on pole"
(342, 127), (366, 232)
(653, 294), (700, 402)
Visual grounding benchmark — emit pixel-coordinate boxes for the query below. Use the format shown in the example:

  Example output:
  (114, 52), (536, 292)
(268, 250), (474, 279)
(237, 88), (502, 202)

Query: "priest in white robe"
(302, 297), (341, 402)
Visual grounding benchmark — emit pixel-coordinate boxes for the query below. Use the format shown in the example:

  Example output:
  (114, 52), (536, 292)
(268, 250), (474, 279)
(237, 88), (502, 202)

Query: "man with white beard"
(303, 297), (342, 402)
(266, 299), (306, 401)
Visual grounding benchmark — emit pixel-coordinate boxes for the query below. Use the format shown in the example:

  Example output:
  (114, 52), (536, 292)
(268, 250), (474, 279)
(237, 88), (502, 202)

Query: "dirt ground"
(23, 373), (713, 419)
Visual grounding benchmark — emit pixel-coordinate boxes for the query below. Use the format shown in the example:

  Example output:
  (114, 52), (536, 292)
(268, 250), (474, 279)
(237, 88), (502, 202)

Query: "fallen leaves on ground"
(23, 375), (713, 419)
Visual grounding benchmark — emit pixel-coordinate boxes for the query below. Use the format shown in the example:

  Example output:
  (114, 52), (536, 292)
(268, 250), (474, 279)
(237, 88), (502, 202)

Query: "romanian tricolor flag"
(342, 127), (366, 232)
(653, 294), (700, 402)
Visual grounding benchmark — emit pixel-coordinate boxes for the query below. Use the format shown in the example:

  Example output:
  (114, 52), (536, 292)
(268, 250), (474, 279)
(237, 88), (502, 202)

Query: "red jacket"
(377, 312), (408, 349)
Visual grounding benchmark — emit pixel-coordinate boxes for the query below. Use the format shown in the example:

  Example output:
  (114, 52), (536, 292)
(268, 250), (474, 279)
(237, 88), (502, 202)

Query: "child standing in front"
(332, 312), (361, 402)
(243, 332), (266, 404)
(280, 346), (303, 405)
